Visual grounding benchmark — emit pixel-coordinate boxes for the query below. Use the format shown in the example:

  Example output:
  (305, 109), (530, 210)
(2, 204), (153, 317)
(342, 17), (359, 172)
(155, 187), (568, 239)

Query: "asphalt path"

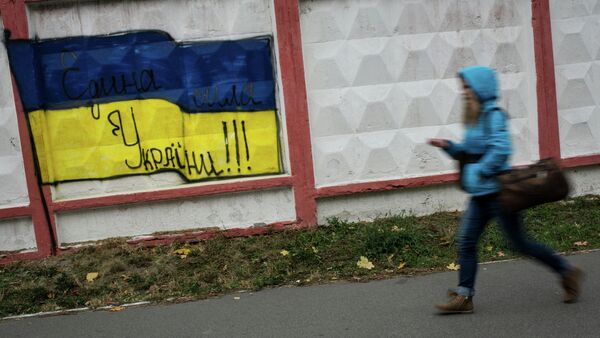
(1, 251), (598, 338)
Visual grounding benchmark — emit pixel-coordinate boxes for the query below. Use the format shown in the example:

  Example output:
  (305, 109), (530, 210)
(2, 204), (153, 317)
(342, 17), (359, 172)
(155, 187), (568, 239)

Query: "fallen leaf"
(574, 241), (588, 247)
(485, 245), (493, 252)
(397, 262), (407, 270)
(387, 254), (395, 263)
(312, 246), (319, 254)
(391, 226), (400, 232)
(280, 250), (289, 256)
(86, 272), (99, 282)
(110, 306), (125, 312)
(357, 256), (374, 270)
(497, 251), (505, 257)
(385, 269), (394, 273)
(446, 263), (460, 271)
(174, 248), (191, 256)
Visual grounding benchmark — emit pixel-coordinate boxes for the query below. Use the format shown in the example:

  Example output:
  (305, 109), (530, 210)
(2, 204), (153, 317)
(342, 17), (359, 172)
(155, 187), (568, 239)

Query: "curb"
(1, 301), (151, 321)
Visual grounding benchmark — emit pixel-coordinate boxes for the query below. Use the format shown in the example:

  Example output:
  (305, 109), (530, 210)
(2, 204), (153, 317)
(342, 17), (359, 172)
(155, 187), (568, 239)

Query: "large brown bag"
(497, 158), (570, 213)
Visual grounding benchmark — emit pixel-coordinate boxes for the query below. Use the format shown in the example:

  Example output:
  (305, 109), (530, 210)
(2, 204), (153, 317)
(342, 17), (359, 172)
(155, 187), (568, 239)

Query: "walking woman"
(428, 66), (583, 314)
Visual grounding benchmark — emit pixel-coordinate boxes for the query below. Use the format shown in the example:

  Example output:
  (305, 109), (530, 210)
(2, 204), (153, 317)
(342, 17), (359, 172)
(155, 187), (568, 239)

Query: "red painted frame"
(532, 0), (600, 166)
(1, 0), (599, 263)
(0, 0), (54, 264)
(316, 0), (599, 199)
(532, 0), (561, 159)
(0, 0), (316, 263)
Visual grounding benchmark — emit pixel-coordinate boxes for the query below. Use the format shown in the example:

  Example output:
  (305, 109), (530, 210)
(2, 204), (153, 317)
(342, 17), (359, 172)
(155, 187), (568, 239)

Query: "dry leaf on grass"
(86, 272), (99, 282)
(397, 262), (407, 270)
(280, 250), (289, 256)
(485, 245), (493, 252)
(497, 251), (506, 257)
(357, 256), (374, 270)
(174, 248), (191, 259)
(446, 263), (460, 271)
(574, 241), (588, 247)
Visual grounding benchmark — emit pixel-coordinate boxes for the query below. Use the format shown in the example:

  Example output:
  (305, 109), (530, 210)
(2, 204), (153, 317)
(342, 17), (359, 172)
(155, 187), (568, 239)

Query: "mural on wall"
(5, 30), (281, 184)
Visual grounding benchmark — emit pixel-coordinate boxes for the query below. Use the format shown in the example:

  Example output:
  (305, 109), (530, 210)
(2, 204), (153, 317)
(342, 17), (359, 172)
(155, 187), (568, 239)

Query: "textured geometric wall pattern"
(0, 19), (29, 208)
(300, 0), (539, 187)
(551, 0), (600, 158)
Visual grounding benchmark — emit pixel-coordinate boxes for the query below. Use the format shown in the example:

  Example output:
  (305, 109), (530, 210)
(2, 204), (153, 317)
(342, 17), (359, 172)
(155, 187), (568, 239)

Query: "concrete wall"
(0, 218), (36, 252)
(27, 0), (290, 200)
(0, 17), (36, 252)
(301, 0), (542, 221)
(551, 0), (600, 157)
(24, 0), (295, 246)
(301, 0), (539, 188)
(0, 0), (599, 253)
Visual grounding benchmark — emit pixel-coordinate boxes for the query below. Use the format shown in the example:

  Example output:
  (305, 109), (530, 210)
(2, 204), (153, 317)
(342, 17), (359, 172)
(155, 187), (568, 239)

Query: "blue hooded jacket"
(443, 66), (512, 196)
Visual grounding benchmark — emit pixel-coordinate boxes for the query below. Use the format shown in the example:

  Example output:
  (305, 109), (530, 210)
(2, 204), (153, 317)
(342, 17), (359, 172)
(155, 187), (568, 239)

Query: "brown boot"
(562, 266), (583, 303)
(435, 295), (474, 314)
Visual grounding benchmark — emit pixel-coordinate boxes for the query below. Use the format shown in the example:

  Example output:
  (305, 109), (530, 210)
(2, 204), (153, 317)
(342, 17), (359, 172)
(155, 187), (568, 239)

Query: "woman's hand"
(427, 138), (449, 149)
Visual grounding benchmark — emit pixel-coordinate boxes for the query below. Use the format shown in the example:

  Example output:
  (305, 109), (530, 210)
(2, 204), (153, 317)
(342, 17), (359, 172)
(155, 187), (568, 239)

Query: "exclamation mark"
(222, 121), (230, 173)
(233, 120), (241, 173)
(242, 120), (251, 171)
(90, 104), (101, 120)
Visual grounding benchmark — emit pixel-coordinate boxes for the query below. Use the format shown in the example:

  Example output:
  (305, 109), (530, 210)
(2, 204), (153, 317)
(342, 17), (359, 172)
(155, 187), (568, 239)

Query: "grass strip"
(1, 195), (599, 317)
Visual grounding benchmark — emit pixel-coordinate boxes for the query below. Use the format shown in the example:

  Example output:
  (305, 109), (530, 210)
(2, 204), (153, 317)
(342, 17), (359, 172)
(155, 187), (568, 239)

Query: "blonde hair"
(462, 95), (481, 125)
(460, 76), (481, 125)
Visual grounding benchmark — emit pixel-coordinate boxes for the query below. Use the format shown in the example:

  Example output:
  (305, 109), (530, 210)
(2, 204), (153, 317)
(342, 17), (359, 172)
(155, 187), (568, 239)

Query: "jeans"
(456, 194), (570, 297)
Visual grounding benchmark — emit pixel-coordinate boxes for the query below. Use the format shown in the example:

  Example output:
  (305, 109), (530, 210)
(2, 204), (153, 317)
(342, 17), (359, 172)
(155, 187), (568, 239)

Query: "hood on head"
(458, 66), (498, 104)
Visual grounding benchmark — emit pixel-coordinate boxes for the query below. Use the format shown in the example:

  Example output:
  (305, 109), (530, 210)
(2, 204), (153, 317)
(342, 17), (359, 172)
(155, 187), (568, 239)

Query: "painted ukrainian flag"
(7, 30), (281, 183)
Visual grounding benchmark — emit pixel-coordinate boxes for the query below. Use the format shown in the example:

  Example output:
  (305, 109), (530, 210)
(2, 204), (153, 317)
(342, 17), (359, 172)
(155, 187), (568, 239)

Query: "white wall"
(1, 0), (599, 249)
(27, 0), (290, 200)
(304, 0), (600, 224)
(317, 183), (467, 224)
(551, 0), (600, 158)
(0, 17), (36, 252)
(55, 188), (295, 245)
(0, 218), (36, 252)
(300, 0), (539, 188)
(0, 18), (29, 208)
(22, 0), (297, 244)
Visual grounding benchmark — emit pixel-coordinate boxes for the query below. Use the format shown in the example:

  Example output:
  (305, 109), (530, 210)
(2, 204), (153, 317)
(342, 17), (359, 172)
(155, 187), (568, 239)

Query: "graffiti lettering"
(135, 144), (223, 177)
(103, 107), (143, 169)
(102, 105), (224, 177)
(7, 31), (281, 183)
(191, 83), (263, 109)
(62, 67), (162, 100)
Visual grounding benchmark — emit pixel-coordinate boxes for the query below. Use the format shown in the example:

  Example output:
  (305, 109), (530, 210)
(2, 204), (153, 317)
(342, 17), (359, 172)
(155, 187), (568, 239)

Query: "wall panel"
(550, 0), (600, 158)
(300, 0), (539, 188)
